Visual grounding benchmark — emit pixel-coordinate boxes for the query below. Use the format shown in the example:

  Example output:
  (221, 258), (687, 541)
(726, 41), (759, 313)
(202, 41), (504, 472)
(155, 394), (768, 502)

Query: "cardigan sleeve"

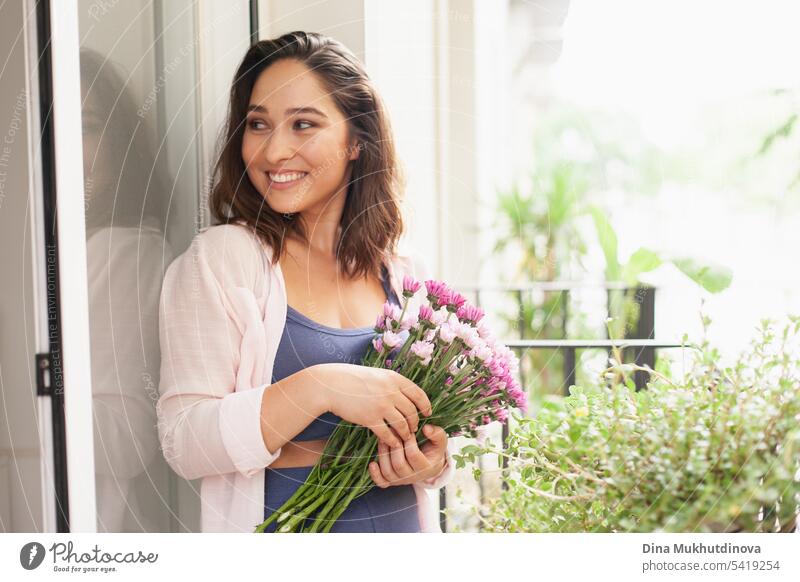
(156, 226), (281, 481)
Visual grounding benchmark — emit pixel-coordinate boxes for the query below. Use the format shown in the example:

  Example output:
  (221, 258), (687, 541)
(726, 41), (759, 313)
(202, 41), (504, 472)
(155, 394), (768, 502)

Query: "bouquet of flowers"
(254, 276), (528, 533)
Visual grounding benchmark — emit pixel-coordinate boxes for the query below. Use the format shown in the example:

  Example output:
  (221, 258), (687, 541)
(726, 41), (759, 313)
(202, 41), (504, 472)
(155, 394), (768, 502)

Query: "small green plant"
(587, 205), (733, 339)
(455, 315), (800, 532)
(493, 162), (592, 400)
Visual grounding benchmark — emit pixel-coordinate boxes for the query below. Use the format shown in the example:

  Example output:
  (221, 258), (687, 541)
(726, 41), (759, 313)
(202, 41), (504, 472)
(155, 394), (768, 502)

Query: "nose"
(261, 122), (296, 168)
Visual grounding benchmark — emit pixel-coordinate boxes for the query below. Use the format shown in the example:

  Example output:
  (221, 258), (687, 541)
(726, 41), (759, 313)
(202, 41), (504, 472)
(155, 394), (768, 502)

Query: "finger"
(377, 441), (401, 482)
(420, 425), (447, 459)
(369, 461), (390, 488)
(402, 436), (430, 473)
(392, 395), (419, 434)
(400, 381), (432, 417)
(389, 441), (414, 480)
(383, 407), (412, 441)
(373, 424), (401, 449)
(421, 424), (447, 450)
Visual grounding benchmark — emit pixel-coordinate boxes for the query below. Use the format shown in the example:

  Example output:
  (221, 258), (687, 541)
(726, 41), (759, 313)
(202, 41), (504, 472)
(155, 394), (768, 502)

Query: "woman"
(156, 31), (454, 533)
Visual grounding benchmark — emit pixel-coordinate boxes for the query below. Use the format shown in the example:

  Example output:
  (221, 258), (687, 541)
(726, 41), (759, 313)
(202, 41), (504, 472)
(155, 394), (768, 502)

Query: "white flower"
(472, 341), (493, 362)
(382, 330), (403, 349)
(455, 322), (480, 349)
(424, 328), (436, 342)
(410, 340), (435, 365)
(431, 307), (448, 326)
(400, 314), (418, 331)
(476, 319), (492, 339)
(438, 322), (456, 344)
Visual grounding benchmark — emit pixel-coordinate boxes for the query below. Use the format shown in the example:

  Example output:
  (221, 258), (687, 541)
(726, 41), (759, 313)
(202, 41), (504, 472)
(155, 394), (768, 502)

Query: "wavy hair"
(209, 31), (405, 280)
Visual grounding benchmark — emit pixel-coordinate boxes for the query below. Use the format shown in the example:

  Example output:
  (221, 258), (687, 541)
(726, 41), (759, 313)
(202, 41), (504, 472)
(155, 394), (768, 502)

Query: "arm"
(259, 365), (329, 454)
(157, 227), (282, 481)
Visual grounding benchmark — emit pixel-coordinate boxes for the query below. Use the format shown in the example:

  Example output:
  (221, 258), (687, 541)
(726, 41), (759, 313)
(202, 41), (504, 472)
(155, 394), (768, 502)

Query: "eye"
(294, 119), (314, 130)
(247, 118), (268, 131)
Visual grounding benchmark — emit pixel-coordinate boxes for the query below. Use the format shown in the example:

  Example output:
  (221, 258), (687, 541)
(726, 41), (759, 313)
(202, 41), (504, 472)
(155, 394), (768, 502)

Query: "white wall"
(256, 0), (509, 287)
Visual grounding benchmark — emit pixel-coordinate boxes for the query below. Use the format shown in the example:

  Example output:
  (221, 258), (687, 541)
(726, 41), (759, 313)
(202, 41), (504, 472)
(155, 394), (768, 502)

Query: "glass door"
(76, 0), (202, 533)
(17, 0), (253, 532)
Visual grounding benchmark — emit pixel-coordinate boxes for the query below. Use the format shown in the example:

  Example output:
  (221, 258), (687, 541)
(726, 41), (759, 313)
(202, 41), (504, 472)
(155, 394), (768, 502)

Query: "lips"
(266, 171), (309, 191)
(268, 171), (308, 183)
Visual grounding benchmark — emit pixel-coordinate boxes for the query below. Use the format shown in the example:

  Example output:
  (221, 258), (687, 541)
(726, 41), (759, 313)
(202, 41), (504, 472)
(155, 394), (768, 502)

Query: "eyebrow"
(246, 104), (328, 118)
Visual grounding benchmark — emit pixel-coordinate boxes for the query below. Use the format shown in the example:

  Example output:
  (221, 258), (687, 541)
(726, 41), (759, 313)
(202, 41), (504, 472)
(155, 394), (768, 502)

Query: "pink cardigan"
(156, 223), (455, 533)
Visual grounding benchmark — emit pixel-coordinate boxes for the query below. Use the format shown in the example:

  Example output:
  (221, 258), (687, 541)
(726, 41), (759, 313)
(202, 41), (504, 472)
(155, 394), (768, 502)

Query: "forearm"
(260, 364), (330, 455)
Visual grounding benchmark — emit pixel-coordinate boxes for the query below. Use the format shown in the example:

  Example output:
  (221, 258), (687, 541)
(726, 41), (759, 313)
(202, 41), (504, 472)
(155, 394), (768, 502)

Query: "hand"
(368, 424), (448, 487)
(314, 363), (432, 448)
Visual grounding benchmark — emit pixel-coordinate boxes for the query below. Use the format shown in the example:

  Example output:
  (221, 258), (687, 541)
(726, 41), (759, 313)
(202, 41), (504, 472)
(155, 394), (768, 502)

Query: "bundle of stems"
(254, 276), (527, 533)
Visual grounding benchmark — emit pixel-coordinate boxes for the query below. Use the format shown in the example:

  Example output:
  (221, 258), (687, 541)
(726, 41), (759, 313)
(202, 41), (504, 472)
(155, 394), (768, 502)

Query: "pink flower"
(476, 319), (494, 340)
(476, 422), (488, 446)
(383, 302), (401, 320)
(424, 280), (451, 310)
(457, 303), (485, 324)
(374, 314), (386, 331)
(438, 288), (452, 309)
(508, 386), (529, 413)
(372, 337), (384, 352)
(409, 340), (434, 365)
(423, 328), (436, 342)
(447, 291), (467, 313)
(471, 342), (493, 362)
(402, 275), (422, 297)
(494, 406), (509, 423)
(418, 305), (434, 322)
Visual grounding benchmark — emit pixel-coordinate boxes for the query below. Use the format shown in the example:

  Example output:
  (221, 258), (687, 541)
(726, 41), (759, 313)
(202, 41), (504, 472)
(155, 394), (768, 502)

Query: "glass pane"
(78, 0), (201, 532)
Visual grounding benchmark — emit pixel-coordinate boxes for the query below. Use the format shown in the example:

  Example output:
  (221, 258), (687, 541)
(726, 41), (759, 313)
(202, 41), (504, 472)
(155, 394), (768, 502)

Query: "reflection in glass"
(78, 0), (202, 531)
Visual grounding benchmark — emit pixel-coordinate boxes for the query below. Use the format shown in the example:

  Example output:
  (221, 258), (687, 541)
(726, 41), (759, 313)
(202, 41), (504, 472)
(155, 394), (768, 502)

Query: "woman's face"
(241, 58), (360, 216)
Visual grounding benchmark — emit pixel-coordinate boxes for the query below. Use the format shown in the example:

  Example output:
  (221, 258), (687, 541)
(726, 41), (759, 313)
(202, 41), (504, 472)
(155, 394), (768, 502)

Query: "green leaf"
(758, 113), (797, 155)
(669, 257), (733, 293)
(587, 205), (620, 281)
(620, 247), (662, 285)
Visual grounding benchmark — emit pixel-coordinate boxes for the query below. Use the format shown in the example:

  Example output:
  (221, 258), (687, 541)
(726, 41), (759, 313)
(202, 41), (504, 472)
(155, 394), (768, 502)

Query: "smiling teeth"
(269, 172), (307, 183)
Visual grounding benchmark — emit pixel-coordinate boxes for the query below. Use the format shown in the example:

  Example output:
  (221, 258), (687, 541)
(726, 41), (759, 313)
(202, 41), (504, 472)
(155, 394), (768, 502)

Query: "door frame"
(31, 0), (256, 533)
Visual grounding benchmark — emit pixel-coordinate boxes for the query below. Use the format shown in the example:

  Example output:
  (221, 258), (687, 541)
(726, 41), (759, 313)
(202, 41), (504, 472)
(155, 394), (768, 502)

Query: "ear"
(348, 139), (361, 161)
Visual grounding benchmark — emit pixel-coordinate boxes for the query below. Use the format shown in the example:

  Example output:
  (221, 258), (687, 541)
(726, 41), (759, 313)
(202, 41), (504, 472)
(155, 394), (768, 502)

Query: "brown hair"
(209, 31), (405, 280)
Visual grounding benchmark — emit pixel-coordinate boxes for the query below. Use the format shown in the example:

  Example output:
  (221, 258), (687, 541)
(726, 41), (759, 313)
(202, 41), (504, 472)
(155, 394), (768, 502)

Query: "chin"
(261, 193), (308, 216)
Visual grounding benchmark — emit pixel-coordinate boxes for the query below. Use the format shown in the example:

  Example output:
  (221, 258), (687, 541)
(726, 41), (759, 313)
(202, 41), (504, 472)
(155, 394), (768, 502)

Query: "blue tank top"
(272, 264), (409, 441)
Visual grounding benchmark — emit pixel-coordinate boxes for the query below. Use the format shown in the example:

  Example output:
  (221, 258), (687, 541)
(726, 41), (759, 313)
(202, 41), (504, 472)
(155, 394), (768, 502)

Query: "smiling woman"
(210, 31), (405, 281)
(156, 31), (455, 533)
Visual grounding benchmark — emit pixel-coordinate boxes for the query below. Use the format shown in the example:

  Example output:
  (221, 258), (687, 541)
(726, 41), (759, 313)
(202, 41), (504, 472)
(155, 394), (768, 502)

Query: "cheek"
(300, 136), (351, 182)
(241, 136), (260, 169)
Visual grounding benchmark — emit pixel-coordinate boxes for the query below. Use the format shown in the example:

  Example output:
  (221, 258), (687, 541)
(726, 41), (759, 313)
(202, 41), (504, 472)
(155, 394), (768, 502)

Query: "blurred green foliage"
(456, 315), (800, 533)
